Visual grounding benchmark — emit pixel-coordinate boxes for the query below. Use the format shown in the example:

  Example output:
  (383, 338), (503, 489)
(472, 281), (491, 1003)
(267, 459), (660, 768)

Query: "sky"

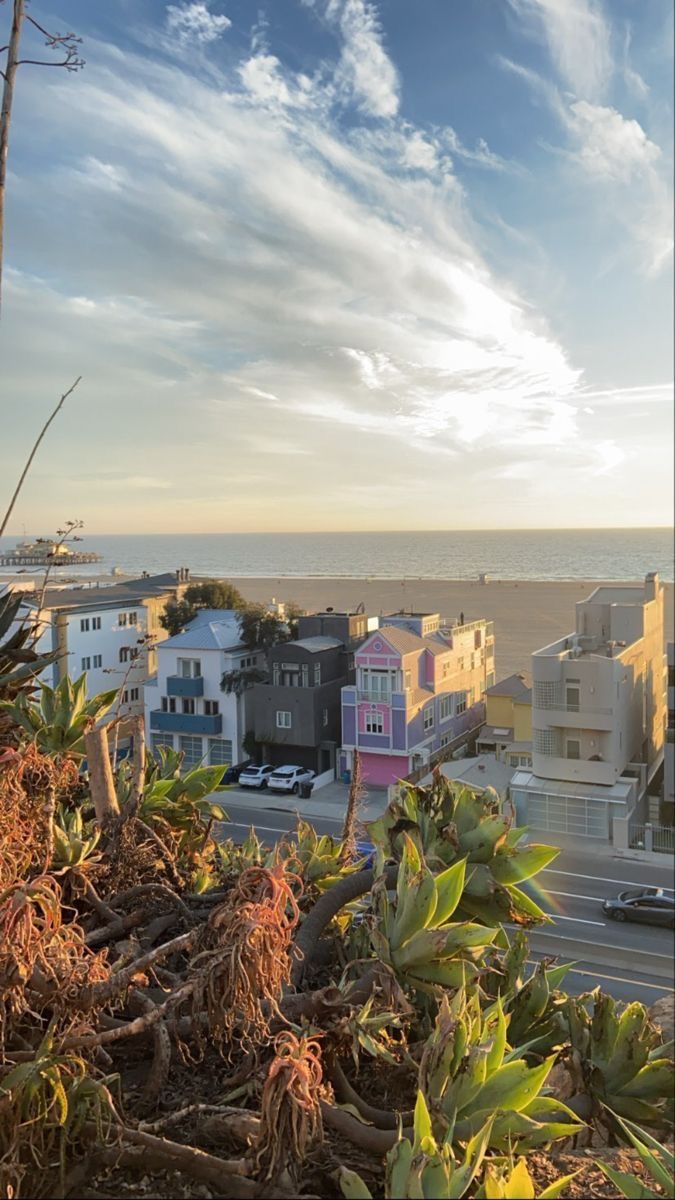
(0, 0), (673, 534)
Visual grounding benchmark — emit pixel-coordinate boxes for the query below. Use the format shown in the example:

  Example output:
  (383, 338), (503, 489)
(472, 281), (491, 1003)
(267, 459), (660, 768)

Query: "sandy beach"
(231, 577), (674, 680)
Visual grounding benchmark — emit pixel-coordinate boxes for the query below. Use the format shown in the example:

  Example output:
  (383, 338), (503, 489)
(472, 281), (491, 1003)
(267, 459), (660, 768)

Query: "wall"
(513, 700), (532, 741)
(486, 694), (516, 728)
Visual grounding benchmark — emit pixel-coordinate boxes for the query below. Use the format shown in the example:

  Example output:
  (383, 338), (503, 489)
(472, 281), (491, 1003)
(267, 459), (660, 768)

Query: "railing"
(357, 688), (408, 702)
(534, 699), (613, 715)
(629, 823), (675, 854)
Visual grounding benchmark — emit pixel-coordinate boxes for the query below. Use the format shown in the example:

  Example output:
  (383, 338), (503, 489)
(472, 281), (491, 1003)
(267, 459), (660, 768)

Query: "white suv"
(238, 764), (274, 790)
(268, 765), (316, 793)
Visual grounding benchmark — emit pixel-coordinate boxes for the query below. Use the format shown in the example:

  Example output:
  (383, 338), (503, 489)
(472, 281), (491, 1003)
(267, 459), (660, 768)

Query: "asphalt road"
(216, 796), (674, 1006)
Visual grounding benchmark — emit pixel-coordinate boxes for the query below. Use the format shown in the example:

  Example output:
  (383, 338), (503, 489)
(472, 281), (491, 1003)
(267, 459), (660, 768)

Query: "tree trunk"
(84, 724), (120, 822)
(0, 0), (25, 315)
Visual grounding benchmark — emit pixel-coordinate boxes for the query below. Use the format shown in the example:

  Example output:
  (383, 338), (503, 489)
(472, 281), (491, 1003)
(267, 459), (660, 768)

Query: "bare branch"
(0, 377), (81, 536)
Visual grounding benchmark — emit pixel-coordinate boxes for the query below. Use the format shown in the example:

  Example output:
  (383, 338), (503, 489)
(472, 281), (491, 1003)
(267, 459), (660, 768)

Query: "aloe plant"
(278, 819), (368, 892)
(0, 674), (117, 759)
(596, 1115), (674, 1199)
(51, 805), (101, 870)
(565, 990), (674, 1129)
(0, 590), (59, 698)
(371, 834), (498, 993)
(367, 778), (558, 929)
(418, 989), (583, 1151)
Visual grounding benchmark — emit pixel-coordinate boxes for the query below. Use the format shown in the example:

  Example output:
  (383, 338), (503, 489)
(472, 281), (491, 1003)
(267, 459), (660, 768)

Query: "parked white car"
(268, 765), (316, 793)
(238, 764), (274, 790)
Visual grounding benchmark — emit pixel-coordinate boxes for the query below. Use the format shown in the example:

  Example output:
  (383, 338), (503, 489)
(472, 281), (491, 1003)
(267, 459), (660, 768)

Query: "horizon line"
(2, 526), (673, 538)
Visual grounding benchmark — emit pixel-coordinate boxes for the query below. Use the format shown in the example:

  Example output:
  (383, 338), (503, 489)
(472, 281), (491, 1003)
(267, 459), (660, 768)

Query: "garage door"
(527, 793), (608, 839)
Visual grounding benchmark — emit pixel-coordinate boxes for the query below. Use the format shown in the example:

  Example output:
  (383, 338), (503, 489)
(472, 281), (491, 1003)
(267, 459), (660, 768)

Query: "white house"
(510, 573), (666, 842)
(17, 571), (191, 723)
(144, 609), (257, 769)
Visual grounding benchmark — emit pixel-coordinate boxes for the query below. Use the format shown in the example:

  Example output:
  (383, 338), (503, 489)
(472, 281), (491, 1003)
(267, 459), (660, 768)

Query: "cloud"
(165, 2), (231, 48)
(567, 100), (660, 182)
(322, 0), (400, 117)
(1, 20), (669, 532)
(506, 0), (613, 99)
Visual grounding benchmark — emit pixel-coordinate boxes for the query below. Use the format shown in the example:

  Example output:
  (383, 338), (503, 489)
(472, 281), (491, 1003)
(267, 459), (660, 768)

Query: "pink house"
(340, 612), (494, 787)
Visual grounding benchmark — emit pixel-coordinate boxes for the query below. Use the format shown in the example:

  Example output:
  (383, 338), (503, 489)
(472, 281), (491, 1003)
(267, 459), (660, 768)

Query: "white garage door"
(527, 793), (608, 839)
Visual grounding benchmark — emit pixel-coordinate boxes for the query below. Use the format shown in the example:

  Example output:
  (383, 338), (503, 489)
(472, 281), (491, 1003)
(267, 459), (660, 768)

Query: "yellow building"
(476, 672), (532, 768)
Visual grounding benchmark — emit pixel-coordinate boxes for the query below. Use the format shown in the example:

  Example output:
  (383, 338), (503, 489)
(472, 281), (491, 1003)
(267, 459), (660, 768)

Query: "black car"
(220, 759), (253, 785)
(602, 887), (675, 928)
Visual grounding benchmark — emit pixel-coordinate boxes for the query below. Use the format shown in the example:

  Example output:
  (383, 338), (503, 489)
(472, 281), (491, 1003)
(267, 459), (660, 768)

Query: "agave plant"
(0, 590), (59, 699)
(0, 674), (118, 760)
(485, 930), (574, 1056)
(418, 989), (583, 1151)
(51, 805), (101, 870)
(596, 1115), (674, 1199)
(339, 1092), (494, 1199)
(565, 989), (674, 1129)
(370, 834), (498, 993)
(278, 819), (368, 892)
(367, 777), (558, 929)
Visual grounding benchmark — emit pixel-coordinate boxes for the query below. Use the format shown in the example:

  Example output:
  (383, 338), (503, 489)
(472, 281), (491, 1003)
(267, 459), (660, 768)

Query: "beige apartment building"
(510, 573), (665, 841)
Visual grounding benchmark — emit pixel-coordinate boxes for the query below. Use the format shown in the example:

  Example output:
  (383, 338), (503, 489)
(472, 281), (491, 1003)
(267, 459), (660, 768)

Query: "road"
(216, 793), (674, 1006)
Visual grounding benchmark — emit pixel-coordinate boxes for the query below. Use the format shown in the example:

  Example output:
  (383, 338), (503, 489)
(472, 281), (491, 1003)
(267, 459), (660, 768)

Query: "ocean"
(1, 529), (673, 582)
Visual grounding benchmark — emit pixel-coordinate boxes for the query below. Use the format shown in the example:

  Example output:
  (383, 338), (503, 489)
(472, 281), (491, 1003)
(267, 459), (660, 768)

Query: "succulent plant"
(596, 1115), (674, 1199)
(278, 819), (368, 891)
(367, 777), (558, 930)
(565, 989), (674, 1130)
(0, 590), (59, 699)
(51, 804), (101, 870)
(418, 989), (583, 1151)
(0, 674), (118, 760)
(370, 834), (498, 993)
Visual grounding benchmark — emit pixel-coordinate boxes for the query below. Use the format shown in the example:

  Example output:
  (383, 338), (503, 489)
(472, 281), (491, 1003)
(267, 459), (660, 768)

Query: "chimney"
(175, 569), (181, 582)
(645, 572), (659, 601)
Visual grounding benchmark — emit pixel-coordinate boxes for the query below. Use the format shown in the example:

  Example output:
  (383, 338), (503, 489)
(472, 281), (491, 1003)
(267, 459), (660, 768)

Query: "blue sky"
(1, 0), (672, 533)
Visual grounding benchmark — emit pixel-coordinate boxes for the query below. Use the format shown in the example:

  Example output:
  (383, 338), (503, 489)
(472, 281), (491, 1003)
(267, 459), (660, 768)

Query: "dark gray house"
(251, 611), (373, 775)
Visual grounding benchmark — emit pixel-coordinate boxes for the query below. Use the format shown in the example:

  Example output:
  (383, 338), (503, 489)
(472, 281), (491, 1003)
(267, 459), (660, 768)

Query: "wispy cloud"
(165, 2), (231, 48)
(312, 0), (400, 117)
(506, 0), (613, 99)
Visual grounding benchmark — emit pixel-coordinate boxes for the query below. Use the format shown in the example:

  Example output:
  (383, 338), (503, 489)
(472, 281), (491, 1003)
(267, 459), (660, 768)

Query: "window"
(440, 696), (452, 720)
(118, 613), (127, 627)
(122, 690), (128, 704)
(128, 611), (138, 625)
(566, 739), (581, 759)
(129, 687), (139, 702)
(209, 738), (233, 766)
(179, 735), (203, 766)
(161, 697), (176, 713)
(93, 654), (102, 668)
(423, 705), (434, 731)
(533, 729), (562, 756)
(455, 692), (467, 715)
(440, 732), (453, 748)
(81, 657), (91, 671)
(361, 669), (396, 698)
(404, 669), (412, 689)
(276, 711), (292, 728)
(323, 708), (329, 726)
(182, 698), (196, 715)
(442, 661), (450, 678)
(80, 618), (90, 632)
(92, 617), (101, 630)
(533, 681), (562, 710)
(314, 663), (321, 685)
(179, 658), (201, 678)
(119, 648), (129, 663)
(566, 686), (580, 712)
(301, 663), (309, 687)
(152, 733), (173, 754)
(365, 710), (384, 734)
(204, 700), (219, 716)
(279, 663), (301, 687)
(474, 629), (482, 649)
(241, 655), (258, 668)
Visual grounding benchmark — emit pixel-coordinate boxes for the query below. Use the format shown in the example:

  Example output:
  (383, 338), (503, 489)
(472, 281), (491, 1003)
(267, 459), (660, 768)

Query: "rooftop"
(369, 625), (447, 657)
(25, 572), (183, 611)
(486, 672), (532, 700)
(291, 636), (344, 653)
(161, 613), (244, 652)
(419, 755), (515, 798)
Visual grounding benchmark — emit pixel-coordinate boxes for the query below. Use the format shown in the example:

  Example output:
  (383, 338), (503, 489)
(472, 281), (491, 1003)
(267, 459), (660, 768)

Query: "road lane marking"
(522, 930), (675, 963)
(223, 820), (296, 835)
(544, 889), (612, 903)
(525, 959), (674, 994)
(542, 869), (674, 891)
(546, 914), (607, 927)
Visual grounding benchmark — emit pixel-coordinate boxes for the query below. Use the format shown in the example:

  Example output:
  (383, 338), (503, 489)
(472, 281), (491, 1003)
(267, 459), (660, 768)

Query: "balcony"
(167, 675), (204, 697)
(150, 710), (221, 735)
(533, 701), (614, 732)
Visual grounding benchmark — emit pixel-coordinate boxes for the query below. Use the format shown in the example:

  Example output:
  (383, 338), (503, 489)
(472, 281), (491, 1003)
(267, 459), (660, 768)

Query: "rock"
(649, 993), (674, 1043)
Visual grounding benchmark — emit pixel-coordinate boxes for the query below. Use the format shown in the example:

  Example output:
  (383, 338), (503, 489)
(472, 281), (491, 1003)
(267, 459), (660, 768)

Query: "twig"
(109, 881), (191, 920)
(125, 714), (146, 818)
(130, 988), (171, 1104)
(0, 378), (81, 533)
(78, 927), (197, 1009)
(84, 907), (146, 946)
(139, 1103), (258, 1136)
